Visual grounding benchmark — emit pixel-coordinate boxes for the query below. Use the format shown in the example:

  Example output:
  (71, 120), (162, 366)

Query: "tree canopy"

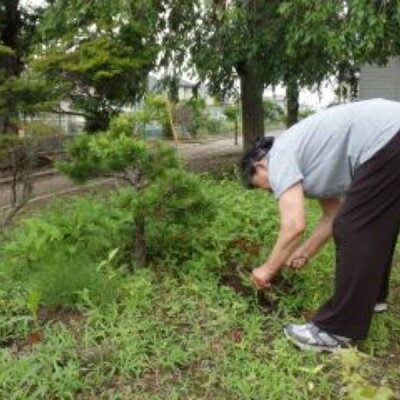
(29, 0), (164, 132)
(2, 0), (400, 142)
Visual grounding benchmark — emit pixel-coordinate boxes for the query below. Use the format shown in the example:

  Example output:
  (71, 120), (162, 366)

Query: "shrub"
(58, 115), (216, 266)
(204, 116), (224, 135)
(263, 99), (285, 122)
(1, 196), (128, 308)
(0, 122), (62, 231)
(0, 167), (216, 309)
(141, 169), (215, 262)
(299, 107), (316, 119)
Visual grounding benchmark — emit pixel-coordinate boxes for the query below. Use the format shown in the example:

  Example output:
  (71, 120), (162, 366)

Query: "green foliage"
(58, 132), (148, 183)
(128, 94), (172, 138)
(224, 104), (239, 122)
(0, 73), (58, 117)
(172, 98), (226, 138)
(280, 0), (400, 79)
(140, 169), (215, 262)
(58, 113), (179, 182)
(0, 264), (339, 400)
(0, 44), (14, 59)
(0, 1), (50, 132)
(299, 107), (316, 120)
(1, 195), (128, 308)
(336, 349), (394, 400)
(32, 0), (164, 132)
(184, 97), (207, 135)
(263, 99), (285, 122)
(0, 175), (214, 307)
(204, 117), (224, 136)
(1, 111), (219, 304)
(1, 175), (400, 397)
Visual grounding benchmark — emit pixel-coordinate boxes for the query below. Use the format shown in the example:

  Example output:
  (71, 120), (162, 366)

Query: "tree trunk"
(1, 1), (21, 56)
(84, 111), (112, 133)
(234, 116), (239, 146)
(0, 0), (22, 134)
(134, 215), (147, 267)
(286, 80), (299, 128)
(167, 76), (180, 104)
(239, 65), (265, 151)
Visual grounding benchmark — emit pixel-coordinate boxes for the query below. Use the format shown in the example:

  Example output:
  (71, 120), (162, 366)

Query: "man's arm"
(252, 183), (306, 288)
(286, 197), (343, 268)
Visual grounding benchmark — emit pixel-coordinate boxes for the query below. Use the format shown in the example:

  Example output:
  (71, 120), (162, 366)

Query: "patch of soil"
(219, 272), (274, 311)
(3, 329), (45, 353)
(2, 307), (85, 353)
(229, 328), (243, 343)
(187, 153), (240, 177)
(37, 307), (84, 327)
(301, 310), (316, 321)
(222, 239), (263, 264)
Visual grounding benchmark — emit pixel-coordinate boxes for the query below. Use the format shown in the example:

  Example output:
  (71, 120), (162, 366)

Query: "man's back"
(268, 99), (400, 198)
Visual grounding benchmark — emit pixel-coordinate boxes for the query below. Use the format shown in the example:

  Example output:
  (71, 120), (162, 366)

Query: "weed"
(0, 177), (399, 398)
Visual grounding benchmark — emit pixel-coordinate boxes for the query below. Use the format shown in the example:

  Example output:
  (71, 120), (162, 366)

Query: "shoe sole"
(283, 327), (350, 353)
(374, 306), (388, 313)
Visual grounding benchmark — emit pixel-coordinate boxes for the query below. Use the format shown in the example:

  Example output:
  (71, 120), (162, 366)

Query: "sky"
(21, 0), (46, 8)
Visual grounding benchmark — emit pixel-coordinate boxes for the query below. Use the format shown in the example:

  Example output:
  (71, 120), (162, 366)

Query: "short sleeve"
(267, 150), (304, 199)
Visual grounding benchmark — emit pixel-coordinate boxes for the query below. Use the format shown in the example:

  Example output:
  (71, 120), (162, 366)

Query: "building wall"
(359, 57), (400, 101)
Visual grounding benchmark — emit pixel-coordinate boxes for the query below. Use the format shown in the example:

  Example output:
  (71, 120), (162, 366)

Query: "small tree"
(32, 0), (165, 133)
(58, 115), (214, 266)
(224, 104), (240, 146)
(263, 99), (284, 123)
(0, 122), (59, 232)
(132, 94), (175, 140)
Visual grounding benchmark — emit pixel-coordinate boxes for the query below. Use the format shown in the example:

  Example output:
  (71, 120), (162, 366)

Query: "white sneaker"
(284, 322), (353, 352)
(374, 302), (388, 313)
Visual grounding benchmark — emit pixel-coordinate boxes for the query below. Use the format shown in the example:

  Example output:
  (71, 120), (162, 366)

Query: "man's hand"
(285, 198), (343, 269)
(251, 265), (275, 289)
(251, 183), (306, 289)
(286, 250), (309, 269)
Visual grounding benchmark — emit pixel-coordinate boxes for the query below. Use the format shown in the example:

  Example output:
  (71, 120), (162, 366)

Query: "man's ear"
(253, 160), (266, 170)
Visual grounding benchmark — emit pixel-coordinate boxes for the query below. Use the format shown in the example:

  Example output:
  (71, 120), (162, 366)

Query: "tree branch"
(49, 108), (90, 118)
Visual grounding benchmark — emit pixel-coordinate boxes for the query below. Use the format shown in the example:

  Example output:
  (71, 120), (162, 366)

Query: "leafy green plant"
(140, 169), (215, 262)
(263, 99), (285, 122)
(26, 291), (41, 321)
(117, 94), (173, 139)
(33, 0), (164, 133)
(0, 176), (399, 398)
(58, 114), (214, 266)
(1, 195), (126, 309)
(299, 107), (316, 119)
(336, 349), (394, 400)
(224, 104), (240, 144)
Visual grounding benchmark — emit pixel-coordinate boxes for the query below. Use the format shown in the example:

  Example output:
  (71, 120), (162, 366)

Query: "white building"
(359, 57), (400, 101)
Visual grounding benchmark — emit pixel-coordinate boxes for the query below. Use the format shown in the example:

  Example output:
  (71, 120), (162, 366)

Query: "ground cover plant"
(0, 171), (399, 398)
(0, 116), (399, 398)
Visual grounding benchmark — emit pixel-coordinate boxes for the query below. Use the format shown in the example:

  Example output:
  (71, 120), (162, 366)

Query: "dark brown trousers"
(313, 130), (400, 340)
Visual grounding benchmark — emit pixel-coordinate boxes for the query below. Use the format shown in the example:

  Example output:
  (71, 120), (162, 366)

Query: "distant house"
(359, 57), (400, 101)
(33, 74), (217, 137)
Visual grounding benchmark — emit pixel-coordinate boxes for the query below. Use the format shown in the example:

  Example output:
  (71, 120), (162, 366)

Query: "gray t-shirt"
(267, 98), (400, 199)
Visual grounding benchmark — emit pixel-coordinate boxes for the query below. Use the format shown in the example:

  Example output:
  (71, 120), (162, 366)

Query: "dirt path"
(0, 133), (281, 209)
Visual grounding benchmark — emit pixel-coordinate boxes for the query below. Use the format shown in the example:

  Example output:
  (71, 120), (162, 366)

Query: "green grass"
(1, 264), (399, 399)
(0, 178), (399, 399)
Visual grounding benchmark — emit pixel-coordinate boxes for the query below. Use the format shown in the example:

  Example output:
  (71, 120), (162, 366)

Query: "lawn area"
(1, 176), (399, 399)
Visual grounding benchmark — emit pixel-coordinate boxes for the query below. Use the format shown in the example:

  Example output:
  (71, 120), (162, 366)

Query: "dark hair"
(240, 136), (275, 188)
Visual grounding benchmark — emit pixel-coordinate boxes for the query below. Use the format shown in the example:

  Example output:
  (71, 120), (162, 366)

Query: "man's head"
(240, 136), (275, 190)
